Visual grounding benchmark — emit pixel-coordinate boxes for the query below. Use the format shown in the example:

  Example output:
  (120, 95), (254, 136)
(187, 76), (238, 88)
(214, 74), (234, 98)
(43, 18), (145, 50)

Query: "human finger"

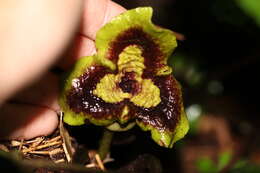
(58, 34), (96, 69)
(0, 0), (83, 104)
(0, 103), (58, 140)
(10, 72), (60, 111)
(80, 0), (126, 40)
(58, 0), (126, 69)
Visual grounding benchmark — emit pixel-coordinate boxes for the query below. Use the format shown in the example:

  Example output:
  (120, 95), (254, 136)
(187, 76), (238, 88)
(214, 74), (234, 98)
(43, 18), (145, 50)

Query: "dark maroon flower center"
(118, 72), (140, 95)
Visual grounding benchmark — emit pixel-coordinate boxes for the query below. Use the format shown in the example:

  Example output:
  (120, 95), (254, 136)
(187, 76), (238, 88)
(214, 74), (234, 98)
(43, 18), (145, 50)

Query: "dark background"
(111, 0), (260, 172)
(1, 1), (259, 173)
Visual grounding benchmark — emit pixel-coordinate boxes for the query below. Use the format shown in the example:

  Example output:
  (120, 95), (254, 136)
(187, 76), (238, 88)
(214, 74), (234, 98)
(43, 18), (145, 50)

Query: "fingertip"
(0, 103), (58, 140)
(22, 108), (59, 140)
(81, 0), (126, 39)
(103, 0), (126, 25)
(58, 35), (96, 69)
(59, 0), (126, 70)
(12, 72), (60, 111)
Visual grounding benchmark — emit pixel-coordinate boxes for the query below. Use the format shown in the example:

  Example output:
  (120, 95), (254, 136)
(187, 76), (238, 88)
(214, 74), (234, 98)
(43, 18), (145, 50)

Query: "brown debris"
(85, 150), (114, 171)
(59, 112), (74, 163)
(0, 144), (9, 152)
(22, 140), (63, 154)
(4, 114), (68, 164)
(0, 113), (109, 172)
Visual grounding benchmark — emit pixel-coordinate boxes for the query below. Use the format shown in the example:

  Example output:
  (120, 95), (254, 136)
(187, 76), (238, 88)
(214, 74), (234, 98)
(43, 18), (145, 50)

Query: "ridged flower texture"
(59, 7), (189, 148)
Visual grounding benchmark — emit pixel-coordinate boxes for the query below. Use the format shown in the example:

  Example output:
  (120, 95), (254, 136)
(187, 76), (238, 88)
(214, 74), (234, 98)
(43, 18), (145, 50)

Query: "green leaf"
(231, 160), (260, 173)
(196, 157), (218, 173)
(236, 0), (260, 26)
(217, 152), (232, 171)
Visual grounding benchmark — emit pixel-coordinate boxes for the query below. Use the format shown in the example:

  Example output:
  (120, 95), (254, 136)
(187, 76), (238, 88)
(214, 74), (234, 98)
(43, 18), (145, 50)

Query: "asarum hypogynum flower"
(59, 7), (189, 148)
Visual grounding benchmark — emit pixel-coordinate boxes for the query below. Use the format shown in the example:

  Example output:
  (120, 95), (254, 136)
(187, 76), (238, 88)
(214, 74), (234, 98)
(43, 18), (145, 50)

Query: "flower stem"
(98, 129), (114, 160)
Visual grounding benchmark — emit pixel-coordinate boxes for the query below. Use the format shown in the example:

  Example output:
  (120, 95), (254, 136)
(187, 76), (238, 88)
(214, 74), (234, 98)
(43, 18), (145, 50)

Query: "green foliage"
(229, 160), (260, 173)
(196, 152), (232, 173)
(236, 0), (260, 26)
(197, 157), (218, 173)
(217, 152), (232, 170)
(197, 152), (260, 173)
(169, 53), (205, 87)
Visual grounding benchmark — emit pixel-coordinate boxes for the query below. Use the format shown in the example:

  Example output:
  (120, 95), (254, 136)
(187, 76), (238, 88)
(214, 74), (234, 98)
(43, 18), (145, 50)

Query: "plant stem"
(98, 129), (114, 160)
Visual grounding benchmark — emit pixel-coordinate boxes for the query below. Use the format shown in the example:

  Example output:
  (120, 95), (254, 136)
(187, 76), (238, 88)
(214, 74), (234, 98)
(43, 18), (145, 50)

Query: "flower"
(59, 7), (189, 148)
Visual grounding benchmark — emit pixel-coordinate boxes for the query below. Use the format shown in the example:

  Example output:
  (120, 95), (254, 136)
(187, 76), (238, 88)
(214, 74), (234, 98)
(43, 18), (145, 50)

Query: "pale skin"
(0, 0), (125, 139)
